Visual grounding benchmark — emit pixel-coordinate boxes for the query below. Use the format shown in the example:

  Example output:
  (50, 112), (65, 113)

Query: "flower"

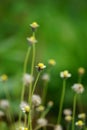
(0, 74), (8, 82)
(23, 105), (30, 114)
(78, 67), (85, 75)
(36, 105), (45, 112)
(72, 83), (84, 94)
(54, 124), (63, 130)
(32, 94), (41, 106)
(63, 109), (72, 116)
(23, 73), (34, 86)
(60, 70), (71, 79)
(42, 73), (50, 82)
(37, 118), (48, 126)
(65, 115), (72, 122)
(36, 63), (46, 71)
(18, 127), (28, 130)
(48, 59), (56, 66)
(20, 101), (29, 111)
(27, 36), (37, 45)
(75, 120), (84, 127)
(30, 22), (39, 31)
(78, 113), (86, 120)
(48, 101), (54, 107)
(0, 99), (9, 109)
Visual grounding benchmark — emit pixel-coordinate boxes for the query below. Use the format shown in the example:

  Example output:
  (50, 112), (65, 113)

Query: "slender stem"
(78, 75), (82, 84)
(66, 123), (70, 130)
(77, 75), (83, 112)
(42, 81), (48, 105)
(57, 79), (66, 124)
(34, 124), (55, 130)
(19, 47), (31, 125)
(41, 106), (51, 118)
(28, 43), (36, 130)
(28, 72), (40, 129)
(3, 83), (15, 130)
(31, 72), (41, 96)
(72, 94), (77, 130)
(24, 114), (27, 127)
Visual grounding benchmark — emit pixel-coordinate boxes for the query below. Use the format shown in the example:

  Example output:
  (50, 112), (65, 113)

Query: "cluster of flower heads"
(0, 21), (87, 130)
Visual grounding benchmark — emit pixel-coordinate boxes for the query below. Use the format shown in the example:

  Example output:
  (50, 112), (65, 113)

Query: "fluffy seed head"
(37, 118), (48, 126)
(72, 83), (84, 94)
(32, 94), (41, 106)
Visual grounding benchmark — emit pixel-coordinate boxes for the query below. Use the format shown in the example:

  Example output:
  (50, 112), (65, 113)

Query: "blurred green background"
(0, 0), (87, 124)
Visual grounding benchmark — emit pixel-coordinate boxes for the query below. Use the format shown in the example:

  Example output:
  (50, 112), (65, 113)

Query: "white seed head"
(23, 73), (34, 86)
(0, 99), (9, 109)
(72, 83), (84, 94)
(42, 73), (50, 81)
(37, 118), (48, 126)
(54, 124), (63, 130)
(63, 109), (72, 116)
(20, 101), (29, 111)
(32, 94), (41, 106)
(60, 70), (71, 79)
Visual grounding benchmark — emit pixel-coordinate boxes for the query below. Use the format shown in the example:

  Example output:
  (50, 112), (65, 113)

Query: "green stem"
(28, 72), (40, 129)
(3, 83), (15, 130)
(72, 94), (77, 130)
(41, 105), (52, 118)
(57, 79), (66, 124)
(31, 72), (41, 96)
(42, 81), (48, 105)
(28, 43), (36, 130)
(24, 114), (27, 127)
(19, 47), (31, 125)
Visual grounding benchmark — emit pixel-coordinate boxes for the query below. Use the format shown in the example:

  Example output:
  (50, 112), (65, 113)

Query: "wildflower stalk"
(57, 79), (66, 124)
(42, 81), (48, 105)
(31, 72), (41, 96)
(72, 94), (77, 130)
(28, 35), (36, 130)
(3, 83), (15, 130)
(28, 72), (41, 129)
(24, 114), (27, 127)
(19, 47), (31, 125)
(41, 105), (52, 118)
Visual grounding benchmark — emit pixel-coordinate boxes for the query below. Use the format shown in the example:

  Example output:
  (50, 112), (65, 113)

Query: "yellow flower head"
(36, 63), (46, 71)
(65, 115), (72, 122)
(27, 36), (37, 45)
(75, 120), (84, 127)
(60, 70), (71, 79)
(78, 67), (85, 75)
(78, 113), (86, 120)
(36, 105), (45, 112)
(24, 105), (30, 113)
(48, 59), (56, 66)
(1, 74), (8, 82)
(24, 128), (28, 130)
(48, 101), (54, 107)
(30, 22), (39, 30)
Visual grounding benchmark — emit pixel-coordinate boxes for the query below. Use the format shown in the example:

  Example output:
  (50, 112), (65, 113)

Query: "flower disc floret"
(60, 70), (71, 79)
(36, 63), (46, 71)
